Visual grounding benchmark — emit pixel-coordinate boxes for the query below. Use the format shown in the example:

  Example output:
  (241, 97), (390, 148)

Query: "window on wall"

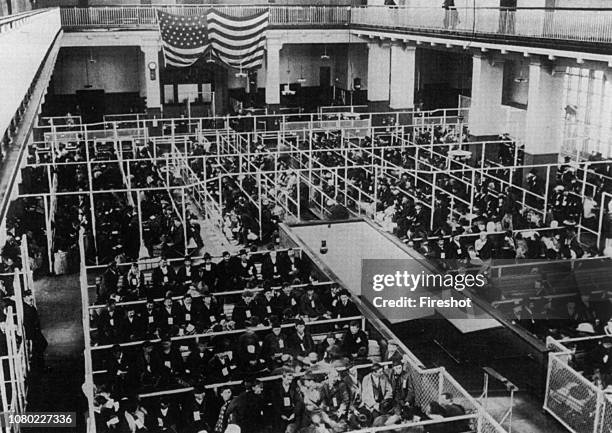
(162, 84), (214, 105)
(163, 85), (175, 104)
(563, 67), (612, 158)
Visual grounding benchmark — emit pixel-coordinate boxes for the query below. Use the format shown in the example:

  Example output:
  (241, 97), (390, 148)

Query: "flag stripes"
(157, 8), (269, 70)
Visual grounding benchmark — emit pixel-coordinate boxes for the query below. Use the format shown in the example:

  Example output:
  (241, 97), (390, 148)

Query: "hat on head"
(576, 322), (595, 334)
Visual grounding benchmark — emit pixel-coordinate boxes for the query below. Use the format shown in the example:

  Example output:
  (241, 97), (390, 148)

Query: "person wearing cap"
(231, 289), (258, 328)
(139, 298), (159, 338)
(280, 248), (305, 282)
(332, 289), (359, 319)
(317, 332), (344, 363)
(341, 321), (368, 359)
(216, 252), (234, 292)
(261, 248), (283, 284)
(201, 291), (224, 330)
(105, 344), (131, 394)
(131, 341), (158, 388)
(120, 306), (145, 342)
(254, 284), (275, 322)
(102, 260), (120, 298)
(176, 256), (200, 296)
(386, 358), (415, 408)
(287, 319), (315, 364)
(22, 290), (47, 370)
(199, 252), (218, 292)
(269, 370), (304, 433)
(179, 293), (202, 334)
(277, 283), (300, 317)
(124, 263), (144, 300)
(320, 369), (350, 425)
(320, 285), (341, 313)
(206, 338), (236, 384)
(158, 296), (181, 336)
(156, 337), (185, 385)
(262, 317), (289, 368)
(182, 385), (214, 433)
(236, 320), (266, 374)
(186, 340), (213, 383)
(299, 285), (326, 320)
(98, 299), (122, 344)
(162, 217), (184, 259)
(234, 249), (256, 289)
(148, 397), (179, 432)
(226, 379), (266, 433)
(361, 363), (393, 418)
(152, 258), (177, 299)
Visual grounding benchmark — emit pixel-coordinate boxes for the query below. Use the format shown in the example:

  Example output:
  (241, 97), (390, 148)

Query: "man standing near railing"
(443, 0), (459, 30)
(499, 0), (517, 34)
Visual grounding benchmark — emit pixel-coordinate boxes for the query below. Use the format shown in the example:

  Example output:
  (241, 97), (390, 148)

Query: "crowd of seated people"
(92, 359), (470, 433)
(87, 245), (472, 433)
(22, 136), (213, 271)
(201, 144), (292, 246)
(302, 127), (612, 342)
(90, 252), (470, 433)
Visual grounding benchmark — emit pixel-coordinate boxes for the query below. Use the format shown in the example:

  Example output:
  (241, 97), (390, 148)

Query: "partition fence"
(25, 110), (612, 272)
(544, 335), (612, 433)
(0, 238), (35, 433)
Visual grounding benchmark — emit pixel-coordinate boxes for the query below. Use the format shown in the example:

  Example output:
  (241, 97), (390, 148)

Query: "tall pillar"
(265, 39), (282, 112)
(389, 43), (416, 110)
(470, 54), (505, 137)
(141, 45), (161, 116)
(367, 41), (391, 112)
(524, 60), (564, 165)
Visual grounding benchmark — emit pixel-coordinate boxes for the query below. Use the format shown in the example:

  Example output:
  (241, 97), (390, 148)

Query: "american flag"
(157, 10), (210, 68)
(207, 9), (269, 71)
(157, 9), (269, 70)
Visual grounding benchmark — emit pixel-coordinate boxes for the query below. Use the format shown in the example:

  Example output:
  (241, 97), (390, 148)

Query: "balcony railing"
(352, 6), (612, 44)
(59, 5), (351, 29)
(59, 5), (612, 45)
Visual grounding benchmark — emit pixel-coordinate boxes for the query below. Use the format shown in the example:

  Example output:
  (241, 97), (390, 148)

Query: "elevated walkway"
(0, 8), (62, 238)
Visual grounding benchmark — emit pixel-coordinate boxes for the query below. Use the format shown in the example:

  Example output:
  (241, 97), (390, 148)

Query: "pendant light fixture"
(514, 60), (528, 83)
(321, 45), (330, 60)
(297, 65), (306, 84)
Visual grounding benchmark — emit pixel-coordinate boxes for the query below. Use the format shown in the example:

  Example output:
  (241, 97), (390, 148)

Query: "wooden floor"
(26, 273), (86, 433)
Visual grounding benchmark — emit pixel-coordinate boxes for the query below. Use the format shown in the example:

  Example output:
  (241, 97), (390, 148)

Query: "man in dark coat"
(226, 379), (266, 433)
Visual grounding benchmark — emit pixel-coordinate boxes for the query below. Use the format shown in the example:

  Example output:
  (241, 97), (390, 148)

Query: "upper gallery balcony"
(351, 6), (612, 53)
(59, 5), (612, 53)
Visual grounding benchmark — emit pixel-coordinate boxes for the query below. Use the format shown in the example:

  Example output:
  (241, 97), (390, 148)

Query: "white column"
(470, 54), (504, 136)
(367, 41), (391, 103)
(389, 43), (416, 110)
(524, 60), (564, 156)
(265, 39), (282, 107)
(141, 45), (161, 110)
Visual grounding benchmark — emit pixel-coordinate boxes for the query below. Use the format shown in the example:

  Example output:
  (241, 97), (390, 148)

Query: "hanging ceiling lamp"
(297, 65), (306, 84)
(321, 45), (330, 60)
(514, 60), (528, 83)
(235, 60), (248, 78)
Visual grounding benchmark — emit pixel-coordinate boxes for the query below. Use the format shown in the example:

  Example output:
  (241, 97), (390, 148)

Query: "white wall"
(53, 47), (142, 94)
